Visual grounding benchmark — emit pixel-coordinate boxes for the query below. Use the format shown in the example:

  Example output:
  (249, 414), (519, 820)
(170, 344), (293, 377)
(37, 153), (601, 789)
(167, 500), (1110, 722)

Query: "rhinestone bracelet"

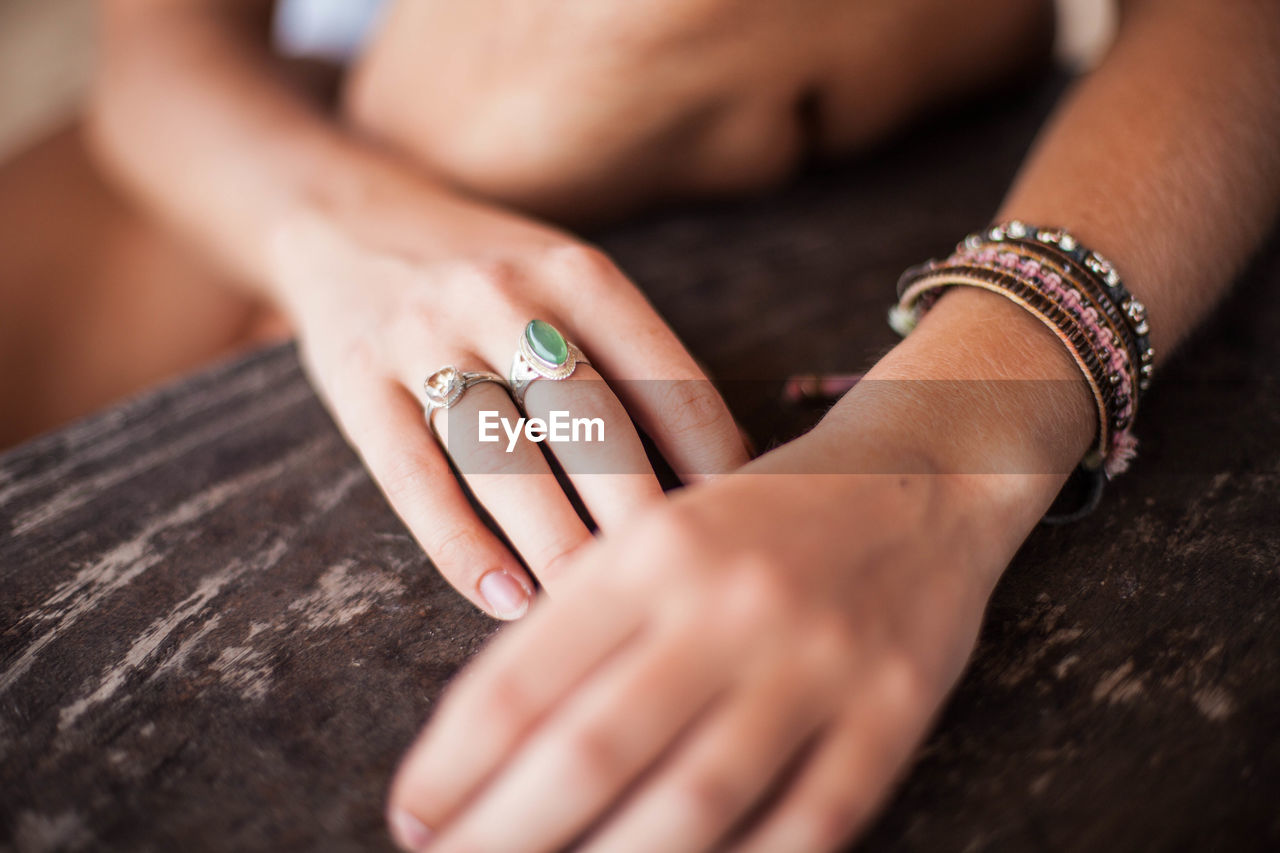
(976, 222), (1154, 392)
(952, 247), (1136, 431)
(891, 222), (1155, 520)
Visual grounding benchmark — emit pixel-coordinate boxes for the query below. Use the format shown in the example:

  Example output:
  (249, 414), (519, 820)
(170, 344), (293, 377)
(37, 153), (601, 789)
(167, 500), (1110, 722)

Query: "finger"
(550, 247), (751, 481)
(433, 376), (594, 589)
(388, 572), (648, 841)
(328, 375), (534, 620)
(733, 663), (931, 853)
(521, 363), (665, 531)
(729, 723), (879, 853)
(423, 608), (737, 853)
(577, 650), (835, 853)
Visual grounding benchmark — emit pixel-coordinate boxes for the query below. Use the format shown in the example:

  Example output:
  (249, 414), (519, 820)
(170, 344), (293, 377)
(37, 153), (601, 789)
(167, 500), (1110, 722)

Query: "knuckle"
(319, 334), (381, 402)
(471, 675), (538, 735)
(534, 535), (592, 583)
(377, 451), (436, 507)
(460, 440), (537, 477)
(561, 377), (624, 418)
(689, 556), (786, 642)
(682, 771), (746, 825)
(343, 56), (396, 136)
(453, 258), (526, 302)
(428, 524), (487, 576)
(878, 650), (932, 713)
(658, 381), (731, 440)
(643, 510), (705, 556)
(803, 798), (867, 850)
(797, 613), (857, 674)
(391, 296), (442, 346)
(543, 243), (619, 282)
(561, 725), (628, 787)
(721, 557), (788, 624)
(341, 334), (380, 377)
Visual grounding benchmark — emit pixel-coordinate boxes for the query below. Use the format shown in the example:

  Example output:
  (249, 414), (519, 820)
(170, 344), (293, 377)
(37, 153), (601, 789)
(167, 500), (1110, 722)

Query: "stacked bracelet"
(890, 221), (1155, 515)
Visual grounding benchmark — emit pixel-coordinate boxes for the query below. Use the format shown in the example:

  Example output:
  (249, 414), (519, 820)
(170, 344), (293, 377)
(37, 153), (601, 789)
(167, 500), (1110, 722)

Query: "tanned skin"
(20, 0), (1280, 849)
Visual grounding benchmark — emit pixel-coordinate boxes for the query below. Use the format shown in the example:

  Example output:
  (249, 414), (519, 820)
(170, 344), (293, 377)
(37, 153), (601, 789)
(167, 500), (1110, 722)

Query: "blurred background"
(0, 0), (285, 451)
(0, 0), (1115, 451)
(0, 0), (94, 162)
(0, 0), (1113, 159)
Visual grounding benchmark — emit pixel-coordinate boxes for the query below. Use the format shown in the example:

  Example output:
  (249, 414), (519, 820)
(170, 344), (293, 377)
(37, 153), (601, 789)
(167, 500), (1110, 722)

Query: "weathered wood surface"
(3, 80), (1279, 851)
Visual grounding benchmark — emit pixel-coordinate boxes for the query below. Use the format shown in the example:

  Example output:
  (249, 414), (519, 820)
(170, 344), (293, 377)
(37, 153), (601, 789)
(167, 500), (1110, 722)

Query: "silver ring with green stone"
(508, 319), (589, 407)
(423, 366), (507, 423)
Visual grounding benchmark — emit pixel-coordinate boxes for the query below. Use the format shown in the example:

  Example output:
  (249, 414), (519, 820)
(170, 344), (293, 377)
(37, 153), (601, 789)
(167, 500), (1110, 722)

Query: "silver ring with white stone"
(423, 366), (507, 425)
(508, 320), (588, 408)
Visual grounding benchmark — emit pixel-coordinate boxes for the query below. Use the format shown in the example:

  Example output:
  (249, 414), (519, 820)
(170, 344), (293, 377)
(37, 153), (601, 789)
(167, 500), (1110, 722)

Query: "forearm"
(808, 288), (1094, 572)
(88, 0), (467, 302)
(999, 0), (1280, 355)
(815, 0), (1280, 569)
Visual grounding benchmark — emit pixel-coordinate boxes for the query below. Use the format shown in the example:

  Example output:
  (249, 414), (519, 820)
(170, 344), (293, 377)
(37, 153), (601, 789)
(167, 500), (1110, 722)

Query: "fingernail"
(388, 808), (433, 851)
(479, 570), (530, 620)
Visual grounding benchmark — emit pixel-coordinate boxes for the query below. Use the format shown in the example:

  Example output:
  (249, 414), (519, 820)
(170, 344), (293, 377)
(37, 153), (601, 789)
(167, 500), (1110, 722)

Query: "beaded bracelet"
(950, 248), (1136, 431)
(977, 222), (1154, 392)
(897, 264), (1117, 469)
(891, 222), (1154, 520)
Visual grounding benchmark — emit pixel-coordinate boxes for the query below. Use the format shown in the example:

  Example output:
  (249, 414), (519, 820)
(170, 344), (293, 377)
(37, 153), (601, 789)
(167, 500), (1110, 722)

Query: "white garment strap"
(273, 0), (388, 64)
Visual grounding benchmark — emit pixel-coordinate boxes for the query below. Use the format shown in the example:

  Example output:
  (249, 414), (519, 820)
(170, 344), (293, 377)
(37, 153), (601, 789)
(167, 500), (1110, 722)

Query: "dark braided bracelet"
(892, 222), (1155, 521)
(974, 222), (1155, 391)
(946, 248), (1137, 432)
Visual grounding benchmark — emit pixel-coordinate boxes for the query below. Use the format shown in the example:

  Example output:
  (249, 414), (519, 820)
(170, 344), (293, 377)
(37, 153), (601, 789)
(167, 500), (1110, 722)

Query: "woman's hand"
(382, 288), (1097, 852)
(90, 0), (749, 620)
(382, 437), (1009, 853)
(272, 193), (749, 619)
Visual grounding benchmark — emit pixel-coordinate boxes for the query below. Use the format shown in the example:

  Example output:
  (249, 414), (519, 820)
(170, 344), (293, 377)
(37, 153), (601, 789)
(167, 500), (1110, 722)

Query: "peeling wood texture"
(3, 78), (1279, 851)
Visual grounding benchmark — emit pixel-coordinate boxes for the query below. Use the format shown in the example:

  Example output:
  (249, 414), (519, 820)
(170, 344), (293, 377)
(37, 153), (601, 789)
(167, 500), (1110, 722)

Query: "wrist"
(820, 287), (1097, 533)
(263, 134), (462, 307)
(266, 168), (492, 324)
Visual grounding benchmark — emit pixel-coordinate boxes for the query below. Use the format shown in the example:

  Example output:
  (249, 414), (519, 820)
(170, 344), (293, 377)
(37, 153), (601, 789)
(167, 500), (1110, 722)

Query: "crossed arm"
(89, 1), (1280, 851)
(377, 3), (1280, 851)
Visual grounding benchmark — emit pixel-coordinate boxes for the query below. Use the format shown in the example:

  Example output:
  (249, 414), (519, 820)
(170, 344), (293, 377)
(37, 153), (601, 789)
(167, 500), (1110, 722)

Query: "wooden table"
(3, 79), (1279, 851)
